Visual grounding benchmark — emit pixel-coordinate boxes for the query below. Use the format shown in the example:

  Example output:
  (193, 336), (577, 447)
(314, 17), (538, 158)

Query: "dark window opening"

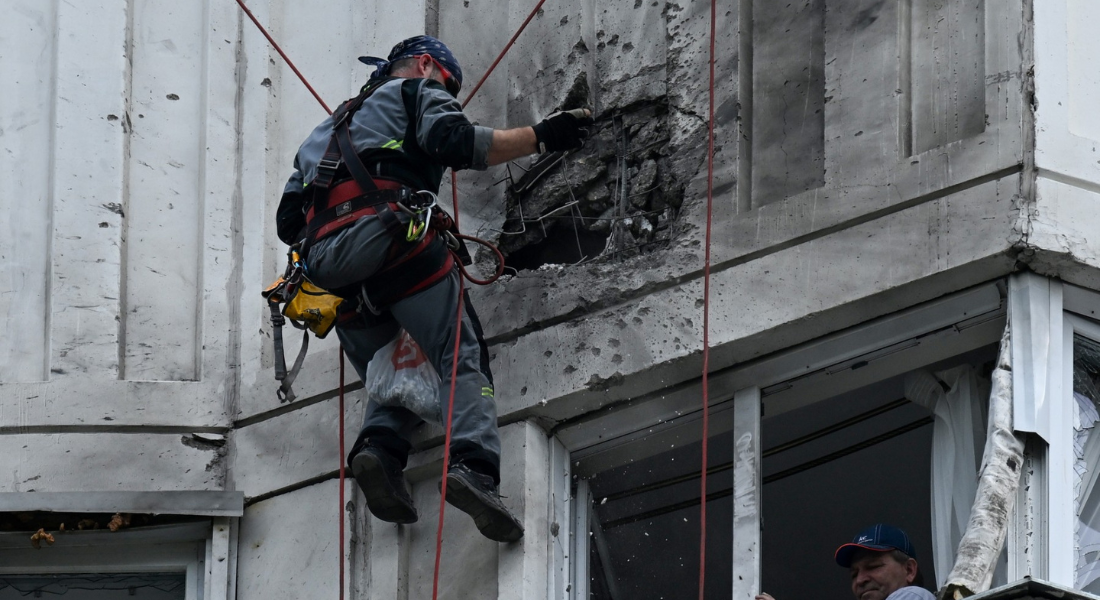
(584, 432), (732, 600)
(0, 573), (186, 599)
(0, 512), (206, 534)
(761, 345), (1000, 600)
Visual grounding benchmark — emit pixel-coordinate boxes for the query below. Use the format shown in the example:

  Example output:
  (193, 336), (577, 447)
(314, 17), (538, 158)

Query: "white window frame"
(557, 282), (1008, 600)
(0, 492), (241, 600)
(0, 522), (207, 600)
(1007, 274), (1100, 588)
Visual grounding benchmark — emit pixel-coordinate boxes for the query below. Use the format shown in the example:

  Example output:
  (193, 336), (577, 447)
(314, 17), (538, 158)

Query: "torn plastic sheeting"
(904, 364), (989, 590)
(943, 325), (1026, 598)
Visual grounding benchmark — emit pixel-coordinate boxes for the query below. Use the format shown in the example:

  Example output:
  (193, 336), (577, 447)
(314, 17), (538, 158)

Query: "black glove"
(532, 108), (593, 153)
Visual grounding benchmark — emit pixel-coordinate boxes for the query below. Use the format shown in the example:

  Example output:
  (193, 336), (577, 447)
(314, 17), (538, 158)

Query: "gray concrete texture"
(6, 0), (1100, 597)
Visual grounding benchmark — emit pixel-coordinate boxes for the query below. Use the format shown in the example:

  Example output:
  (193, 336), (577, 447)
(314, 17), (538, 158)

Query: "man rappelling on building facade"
(275, 35), (591, 542)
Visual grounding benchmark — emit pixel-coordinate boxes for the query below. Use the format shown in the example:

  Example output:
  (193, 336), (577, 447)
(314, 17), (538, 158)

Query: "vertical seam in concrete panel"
(583, 0), (599, 115)
(736, 0), (753, 214)
(898, 0), (913, 158)
(118, 0), (136, 379)
(224, 0), (247, 434)
(1017, 0), (1036, 251)
(1007, 0), (1034, 253)
(978, 0), (988, 138)
(194, 0), (214, 381)
(43, 0), (62, 381)
(425, 0), (440, 38)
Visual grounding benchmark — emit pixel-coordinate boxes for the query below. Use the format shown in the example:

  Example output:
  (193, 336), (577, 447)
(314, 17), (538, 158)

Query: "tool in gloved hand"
(532, 108), (593, 154)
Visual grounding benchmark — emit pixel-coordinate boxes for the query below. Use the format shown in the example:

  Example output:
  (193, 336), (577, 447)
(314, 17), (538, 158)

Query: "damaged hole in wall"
(492, 74), (685, 272)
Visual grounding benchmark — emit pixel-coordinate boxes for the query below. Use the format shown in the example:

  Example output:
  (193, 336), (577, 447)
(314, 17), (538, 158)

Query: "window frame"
(1068, 312), (1100, 591)
(559, 281), (1008, 600)
(0, 492), (241, 600)
(1007, 275), (1100, 588)
(0, 522), (210, 600)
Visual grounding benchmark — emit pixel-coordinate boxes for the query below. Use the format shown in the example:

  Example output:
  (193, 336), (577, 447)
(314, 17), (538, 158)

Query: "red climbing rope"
(431, 276), (467, 600)
(235, 3), (588, 599)
(433, 3), (550, 598)
(454, 233), (506, 286)
(450, 0), (551, 222)
(231, 2), (344, 596)
(233, 0), (332, 115)
(698, 0), (719, 597)
(459, 0), (550, 109)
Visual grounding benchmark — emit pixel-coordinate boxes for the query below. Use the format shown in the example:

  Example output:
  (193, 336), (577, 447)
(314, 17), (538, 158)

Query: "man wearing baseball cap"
(757, 524), (934, 600)
(835, 524), (934, 600)
(276, 35), (592, 543)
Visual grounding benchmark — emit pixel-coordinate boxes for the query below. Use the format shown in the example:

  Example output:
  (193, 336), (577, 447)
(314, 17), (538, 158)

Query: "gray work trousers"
(305, 212), (501, 478)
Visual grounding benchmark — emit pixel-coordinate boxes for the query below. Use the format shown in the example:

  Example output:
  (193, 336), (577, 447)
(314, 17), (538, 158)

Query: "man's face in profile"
(849, 549), (917, 600)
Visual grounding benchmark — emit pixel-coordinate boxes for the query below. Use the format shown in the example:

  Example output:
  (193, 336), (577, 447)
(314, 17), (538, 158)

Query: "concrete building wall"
(4, 0), (1100, 598)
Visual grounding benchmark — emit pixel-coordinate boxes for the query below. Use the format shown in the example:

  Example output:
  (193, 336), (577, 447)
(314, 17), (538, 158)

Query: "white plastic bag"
(364, 329), (442, 425)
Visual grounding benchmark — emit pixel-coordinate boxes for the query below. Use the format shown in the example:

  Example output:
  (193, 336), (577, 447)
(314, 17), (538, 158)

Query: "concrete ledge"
(0, 491), (244, 516)
(968, 577), (1100, 600)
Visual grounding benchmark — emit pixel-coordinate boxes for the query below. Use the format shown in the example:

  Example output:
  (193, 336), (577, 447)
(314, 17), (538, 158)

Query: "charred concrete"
(495, 84), (693, 271)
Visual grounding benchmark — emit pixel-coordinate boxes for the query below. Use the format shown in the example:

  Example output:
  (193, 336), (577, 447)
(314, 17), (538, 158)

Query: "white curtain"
(1074, 391), (1100, 592)
(904, 364), (995, 589)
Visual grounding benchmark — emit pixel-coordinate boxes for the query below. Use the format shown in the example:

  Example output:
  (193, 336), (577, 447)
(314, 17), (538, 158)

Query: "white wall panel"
(237, 479), (352, 600)
(1030, 176), (1100, 292)
(232, 391), (364, 499)
(123, 0), (208, 380)
(239, 0), (428, 421)
(0, 432), (225, 492)
(1035, 0), (1100, 183)
(49, 0), (129, 380)
(1, 0), (243, 427)
(0, 1), (57, 382)
(1066, 0), (1100, 143)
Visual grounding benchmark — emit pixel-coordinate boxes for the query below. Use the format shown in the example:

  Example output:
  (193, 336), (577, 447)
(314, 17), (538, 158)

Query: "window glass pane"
(1073, 334), (1100, 593)
(761, 376), (937, 600)
(0, 573), (185, 599)
(585, 432), (733, 600)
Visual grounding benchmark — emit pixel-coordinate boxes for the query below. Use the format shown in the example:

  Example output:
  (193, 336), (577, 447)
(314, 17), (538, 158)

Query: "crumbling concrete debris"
(107, 513), (132, 532)
(497, 99), (686, 270)
(30, 528), (55, 549)
(489, 2), (715, 271)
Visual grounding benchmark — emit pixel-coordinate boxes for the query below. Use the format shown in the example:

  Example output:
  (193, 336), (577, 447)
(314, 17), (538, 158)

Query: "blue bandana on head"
(358, 35), (463, 88)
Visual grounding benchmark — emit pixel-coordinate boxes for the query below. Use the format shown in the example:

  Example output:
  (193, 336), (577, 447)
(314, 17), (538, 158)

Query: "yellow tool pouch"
(281, 280), (342, 338)
(262, 247), (344, 402)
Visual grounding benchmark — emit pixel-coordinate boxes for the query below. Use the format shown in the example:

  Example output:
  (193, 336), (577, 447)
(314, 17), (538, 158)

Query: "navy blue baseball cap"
(359, 35), (463, 95)
(835, 524), (917, 567)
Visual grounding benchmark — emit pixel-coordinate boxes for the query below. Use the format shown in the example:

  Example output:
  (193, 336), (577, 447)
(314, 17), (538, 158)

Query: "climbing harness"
(235, 2), (728, 600)
(262, 70), (508, 402)
(262, 245), (344, 402)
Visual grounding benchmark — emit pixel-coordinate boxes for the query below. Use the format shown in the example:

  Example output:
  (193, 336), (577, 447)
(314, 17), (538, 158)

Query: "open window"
(0, 492), (240, 600)
(576, 431), (734, 600)
(760, 343), (1007, 600)
(560, 283), (1007, 599)
(0, 520), (209, 600)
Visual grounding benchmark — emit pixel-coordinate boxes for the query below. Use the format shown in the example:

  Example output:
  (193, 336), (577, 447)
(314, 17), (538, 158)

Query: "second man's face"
(848, 551), (915, 600)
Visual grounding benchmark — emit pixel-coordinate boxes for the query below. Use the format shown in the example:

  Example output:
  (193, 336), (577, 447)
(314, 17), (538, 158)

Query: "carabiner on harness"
(398, 190), (439, 243)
